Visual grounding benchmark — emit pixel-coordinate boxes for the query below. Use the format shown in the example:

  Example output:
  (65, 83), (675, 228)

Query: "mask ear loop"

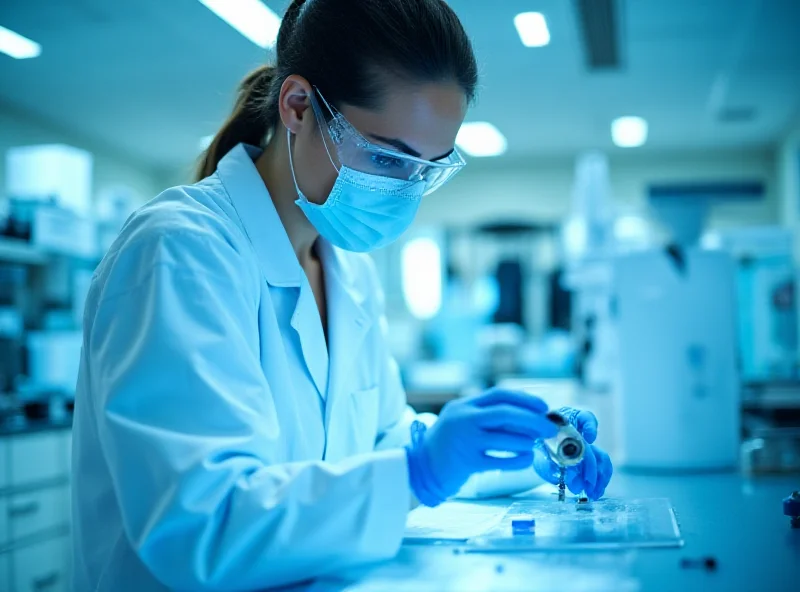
(287, 128), (310, 204)
(318, 123), (340, 173)
(310, 94), (341, 174)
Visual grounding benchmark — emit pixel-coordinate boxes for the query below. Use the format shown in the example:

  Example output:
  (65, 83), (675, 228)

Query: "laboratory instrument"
(784, 491), (800, 528)
(614, 248), (740, 470)
(613, 185), (748, 470)
(679, 557), (718, 571)
(541, 410), (586, 501)
(543, 411), (586, 467)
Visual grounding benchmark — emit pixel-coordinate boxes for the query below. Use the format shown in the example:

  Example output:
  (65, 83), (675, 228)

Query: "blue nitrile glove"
(533, 406), (614, 500)
(406, 388), (558, 507)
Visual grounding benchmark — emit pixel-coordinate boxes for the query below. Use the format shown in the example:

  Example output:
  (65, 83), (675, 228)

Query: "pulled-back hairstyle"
(196, 0), (478, 181)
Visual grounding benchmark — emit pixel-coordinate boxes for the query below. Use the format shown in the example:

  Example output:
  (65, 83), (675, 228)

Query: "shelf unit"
(0, 239), (47, 267)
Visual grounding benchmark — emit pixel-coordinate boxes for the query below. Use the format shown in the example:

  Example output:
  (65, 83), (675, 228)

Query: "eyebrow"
(369, 134), (454, 162)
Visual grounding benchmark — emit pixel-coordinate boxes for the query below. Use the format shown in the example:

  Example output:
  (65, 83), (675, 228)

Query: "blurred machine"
(0, 144), (106, 425)
(561, 154), (772, 471)
(561, 153), (624, 393)
(613, 248), (739, 470)
(709, 227), (797, 381)
(711, 227), (800, 474)
(611, 186), (754, 470)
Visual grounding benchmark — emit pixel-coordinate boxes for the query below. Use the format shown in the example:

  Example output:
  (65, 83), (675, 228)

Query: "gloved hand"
(406, 388), (558, 507)
(533, 407), (613, 500)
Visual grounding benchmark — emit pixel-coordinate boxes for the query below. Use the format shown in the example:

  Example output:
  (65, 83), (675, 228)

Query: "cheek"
(293, 131), (339, 205)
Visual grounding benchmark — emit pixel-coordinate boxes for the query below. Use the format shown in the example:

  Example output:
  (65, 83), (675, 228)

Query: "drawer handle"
(8, 500), (40, 518)
(33, 571), (61, 591)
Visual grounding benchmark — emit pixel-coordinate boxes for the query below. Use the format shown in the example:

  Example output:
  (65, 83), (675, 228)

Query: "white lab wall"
(0, 105), (165, 207)
(778, 120), (800, 235)
(776, 119), (800, 346)
(416, 148), (779, 229)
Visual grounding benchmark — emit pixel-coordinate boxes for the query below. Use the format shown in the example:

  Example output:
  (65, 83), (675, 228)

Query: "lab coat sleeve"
(87, 232), (409, 591)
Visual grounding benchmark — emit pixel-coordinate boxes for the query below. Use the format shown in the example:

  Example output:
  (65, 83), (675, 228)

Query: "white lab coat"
(72, 144), (539, 592)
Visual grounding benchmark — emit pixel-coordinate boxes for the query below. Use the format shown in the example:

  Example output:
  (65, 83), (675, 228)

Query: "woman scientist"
(72, 1), (612, 590)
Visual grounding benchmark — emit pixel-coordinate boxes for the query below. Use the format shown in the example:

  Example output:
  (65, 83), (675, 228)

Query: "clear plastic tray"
(468, 497), (683, 551)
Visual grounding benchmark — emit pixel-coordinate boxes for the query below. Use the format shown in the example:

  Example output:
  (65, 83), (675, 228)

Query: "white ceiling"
(0, 0), (798, 175)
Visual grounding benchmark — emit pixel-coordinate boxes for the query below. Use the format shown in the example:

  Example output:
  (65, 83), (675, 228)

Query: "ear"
(278, 75), (313, 135)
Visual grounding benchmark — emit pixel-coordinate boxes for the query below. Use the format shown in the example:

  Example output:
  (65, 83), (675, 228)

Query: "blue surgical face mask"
(288, 128), (424, 253)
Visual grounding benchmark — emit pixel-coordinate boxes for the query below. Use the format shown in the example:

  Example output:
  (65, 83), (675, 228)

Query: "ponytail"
(195, 65), (277, 181)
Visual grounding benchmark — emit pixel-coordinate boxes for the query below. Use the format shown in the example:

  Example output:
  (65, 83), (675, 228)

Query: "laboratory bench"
(312, 472), (800, 592)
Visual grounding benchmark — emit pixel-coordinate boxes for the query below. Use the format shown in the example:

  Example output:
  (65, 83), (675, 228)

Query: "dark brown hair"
(196, 0), (478, 181)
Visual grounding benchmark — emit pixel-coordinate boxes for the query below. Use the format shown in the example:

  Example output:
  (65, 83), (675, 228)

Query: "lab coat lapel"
(217, 143), (329, 400)
(289, 285), (329, 399)
(319, 241), (374, 448)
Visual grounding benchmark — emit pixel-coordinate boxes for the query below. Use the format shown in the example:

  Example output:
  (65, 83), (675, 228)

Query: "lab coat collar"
(316, 239), (371, 316)
(216, 144), (303, 287)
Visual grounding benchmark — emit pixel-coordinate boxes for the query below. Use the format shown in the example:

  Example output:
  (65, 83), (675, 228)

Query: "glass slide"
(468, 497), (683, 551)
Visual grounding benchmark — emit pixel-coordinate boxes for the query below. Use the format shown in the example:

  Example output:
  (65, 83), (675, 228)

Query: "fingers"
(472, 389), (549, 414)
(477, 450), (534, 472)
(476, 405), (558, 438)
(564, 446), (598, 495)
(481, 430), (539, 453)
(579, 445), (598, 491)
(566, 469), (584, 495)
(586, 446), (613, 500)
(557, 407), (599, 444)
(575, 411), (598, 444)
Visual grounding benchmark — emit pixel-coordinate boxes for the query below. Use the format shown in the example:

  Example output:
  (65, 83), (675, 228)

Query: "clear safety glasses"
(309, 87), (466, 196)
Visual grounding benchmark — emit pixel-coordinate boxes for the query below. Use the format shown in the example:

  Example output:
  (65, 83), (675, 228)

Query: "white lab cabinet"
(62, 433), (72, 475)
(0, 553), (9, 591)
(0, 497), (8, 547)
(9, 434), (64, 486)
(8, 487), (68, 542)
(0, 439), (8, 489)
(0, 427), (72, 592)
(13, 536), (68, 592)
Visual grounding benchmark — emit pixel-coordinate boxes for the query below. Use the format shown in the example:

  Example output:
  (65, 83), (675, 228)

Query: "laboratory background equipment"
(613, 247), (740, 470)
(0, 144), (105, 428)
(706, 226), (800, 475)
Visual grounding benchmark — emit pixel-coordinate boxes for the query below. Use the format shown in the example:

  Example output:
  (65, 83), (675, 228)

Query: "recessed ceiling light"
(611, 116), (648, 148)
(514, 12), (551, 48)
(0, 25), (41, 59)
(197, 0), (281, 49)
(456, 122), (508, 157)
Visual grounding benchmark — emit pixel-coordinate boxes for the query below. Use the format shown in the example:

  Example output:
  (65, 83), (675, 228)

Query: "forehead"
(338, 82), (467, 160)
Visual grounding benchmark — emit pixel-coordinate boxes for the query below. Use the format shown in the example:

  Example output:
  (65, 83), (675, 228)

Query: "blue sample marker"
(511, 517), (536, 535)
